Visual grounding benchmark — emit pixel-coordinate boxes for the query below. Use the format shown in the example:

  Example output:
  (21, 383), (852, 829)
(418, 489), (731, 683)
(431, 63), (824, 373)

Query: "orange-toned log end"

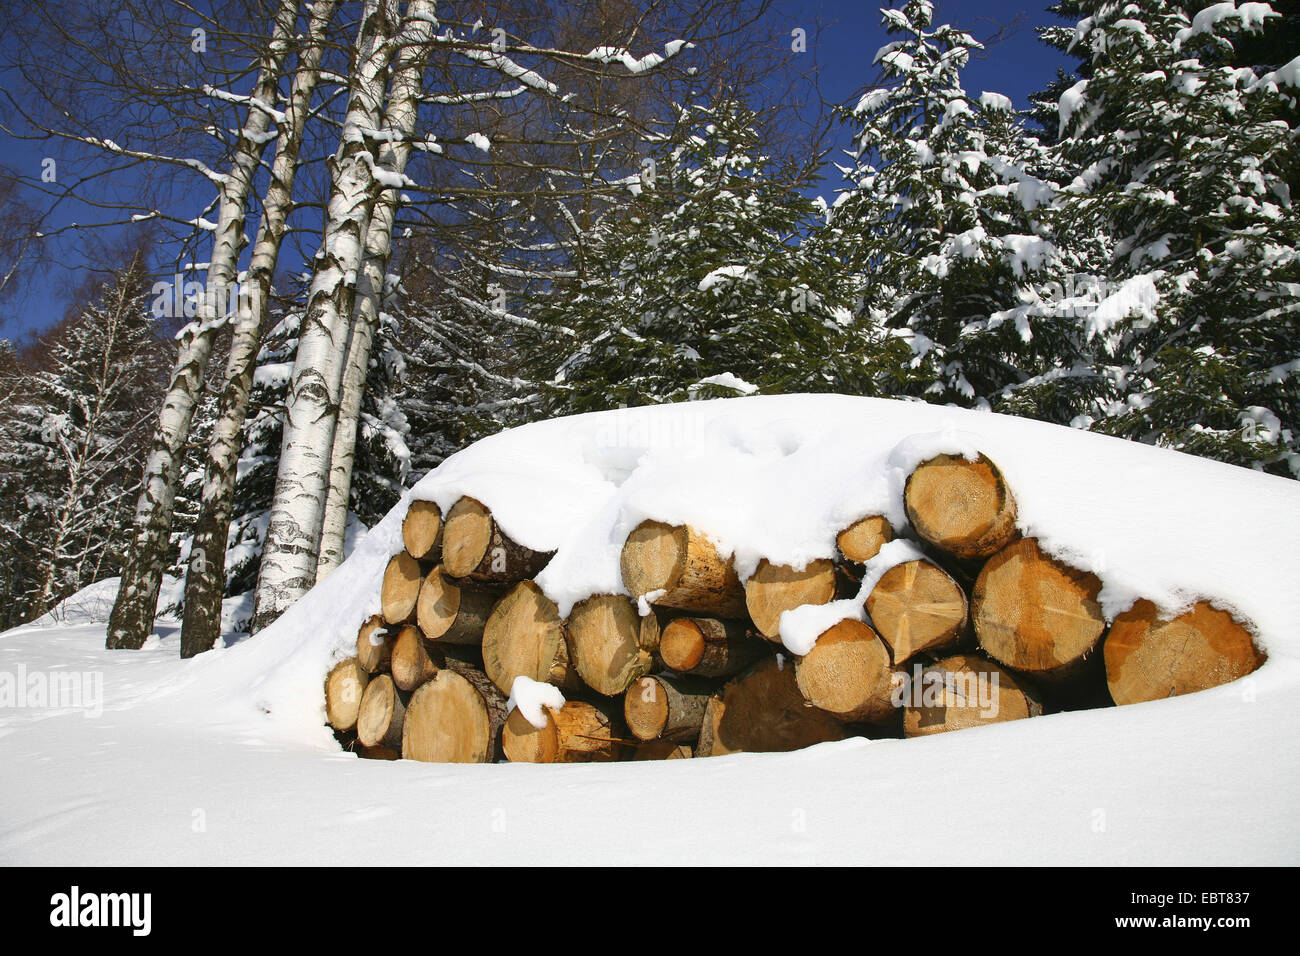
(973, 538), (1106, 678)
(356, 673), (408, 750)
(1104, 600), (1265, 706)
(355, 614), (393, 673)
(836, 515), (893, 564)
(481, 581), (574, 696)
(402, 499), (443, 560)
(794, 619), (897, 723)
(904, 454), (1019, 560)
(866, 559), (968, 664)
(380, 551), (424, 625)
(501, 701), (623, 763)
(620, 520), (747, 618)
(401, 668), (506, 763)
(744, 558), (838, 641)
(325, 657), (370, 733)
(659, 616), (766, 678)
(565, 594), (657, 696)
(902, 654), (1042, 737)
(660, 618), (706, 672)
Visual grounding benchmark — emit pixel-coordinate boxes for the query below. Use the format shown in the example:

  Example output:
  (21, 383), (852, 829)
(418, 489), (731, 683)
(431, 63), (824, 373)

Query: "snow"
(506, 676), (565, 729)
(689, 372), (759, 396)
(4, 396), (1300, 864)
(28, 575), (182, 628)
(583, 40), (691, 74)
(1058, 79), (1089, 138)
(464, 132), (491, 153)
(697, 264), (753, 291)
(1251, 54), (1300, 92)
(1086, 273), (1162, 339)
(1175, 2), (1278, 50)
(978, 91), (1013, 112)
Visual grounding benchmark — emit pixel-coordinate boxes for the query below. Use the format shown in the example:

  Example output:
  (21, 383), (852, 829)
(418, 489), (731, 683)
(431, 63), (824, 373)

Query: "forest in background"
(0, 0), (1295, 640)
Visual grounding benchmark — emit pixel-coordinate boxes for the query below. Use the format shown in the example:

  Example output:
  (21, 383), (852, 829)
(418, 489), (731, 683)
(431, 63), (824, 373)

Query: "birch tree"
(316, 0), (437, 578)
(106, 0), (304, 649)
(249, 0), (404, 631)
(252, 1), (709, 628)
(179, 0), (342, 658)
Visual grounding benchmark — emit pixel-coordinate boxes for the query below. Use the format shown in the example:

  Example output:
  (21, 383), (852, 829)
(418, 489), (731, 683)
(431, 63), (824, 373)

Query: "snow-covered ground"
(3, 395), (1298, 865)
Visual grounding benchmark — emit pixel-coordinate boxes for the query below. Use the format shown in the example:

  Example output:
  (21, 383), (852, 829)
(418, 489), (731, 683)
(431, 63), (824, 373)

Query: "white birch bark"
(180, 0), (341, 657)
(250, 0), (403, 631)
(105, 0), (302, 650)
(316, 0), (437, 577)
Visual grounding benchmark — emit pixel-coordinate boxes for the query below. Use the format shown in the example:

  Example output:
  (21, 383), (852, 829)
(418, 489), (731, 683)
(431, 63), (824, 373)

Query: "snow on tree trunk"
(250, 0), (403, 632)
(105, 0), (302, 651)
(317, 0), (435, 578)
(180, 0), (342, 658)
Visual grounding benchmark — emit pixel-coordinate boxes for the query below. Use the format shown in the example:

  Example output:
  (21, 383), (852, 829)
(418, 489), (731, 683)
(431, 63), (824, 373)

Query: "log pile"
(327, 460), (1268, 764)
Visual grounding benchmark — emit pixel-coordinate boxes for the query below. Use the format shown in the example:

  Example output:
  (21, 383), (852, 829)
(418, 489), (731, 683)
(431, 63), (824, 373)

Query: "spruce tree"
(1052, 0), (1300, 474)
(829, 0), (1077, 412)
(0, 257), (166, 621)
(532, 94), (897, 415)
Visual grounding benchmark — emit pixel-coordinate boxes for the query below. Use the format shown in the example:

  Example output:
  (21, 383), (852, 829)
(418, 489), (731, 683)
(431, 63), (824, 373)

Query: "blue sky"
(792, 0), (1073, 193)
(0, 0), (1076, 342)
(797, 0), (1072, 112)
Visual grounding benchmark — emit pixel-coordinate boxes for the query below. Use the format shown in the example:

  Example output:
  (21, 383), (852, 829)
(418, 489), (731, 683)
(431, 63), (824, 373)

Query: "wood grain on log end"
(482, 580), (574, 695)
(325, 657), (369, 732)
(905, 453), (1018, 559)
(1104, 599), (1264, 706)
(866, 559), (969, 664)
(744, 557), (838, 641)
(390, 624), (439, 692)
(902, 653), (1042, 737)
(402, 499), (443, 560)
(356, 673), (408, 750)
(566, 593), (658, 696)
(501, 701), (623, 763)
(620, 520), (746, 617)
(623, 674), (714, 742)
(794, 618), (897, 723)
(973, 537), (1106, 678)
(836, 515), (893, 564)
(380, 551), (424, 625)
(402, 667), (505, 763)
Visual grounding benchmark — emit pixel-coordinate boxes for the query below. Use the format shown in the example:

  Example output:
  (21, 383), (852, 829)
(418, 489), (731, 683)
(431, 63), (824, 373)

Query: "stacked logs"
(326, 455), (1267, 764)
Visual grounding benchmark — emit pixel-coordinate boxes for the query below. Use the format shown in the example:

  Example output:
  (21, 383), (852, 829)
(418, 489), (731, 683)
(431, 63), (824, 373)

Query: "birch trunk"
(316, 0), (436, 577)
(105, 0), (301, 650)
(180, 0), (341, 658)
(250, 0), (402, 632)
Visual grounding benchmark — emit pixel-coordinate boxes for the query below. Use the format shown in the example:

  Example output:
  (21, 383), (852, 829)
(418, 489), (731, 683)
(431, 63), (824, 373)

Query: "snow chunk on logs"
(507, 676), (566, 730)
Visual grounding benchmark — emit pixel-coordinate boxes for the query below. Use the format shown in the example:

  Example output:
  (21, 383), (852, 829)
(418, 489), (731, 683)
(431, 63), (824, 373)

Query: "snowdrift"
(4, 395), (1300, 864)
